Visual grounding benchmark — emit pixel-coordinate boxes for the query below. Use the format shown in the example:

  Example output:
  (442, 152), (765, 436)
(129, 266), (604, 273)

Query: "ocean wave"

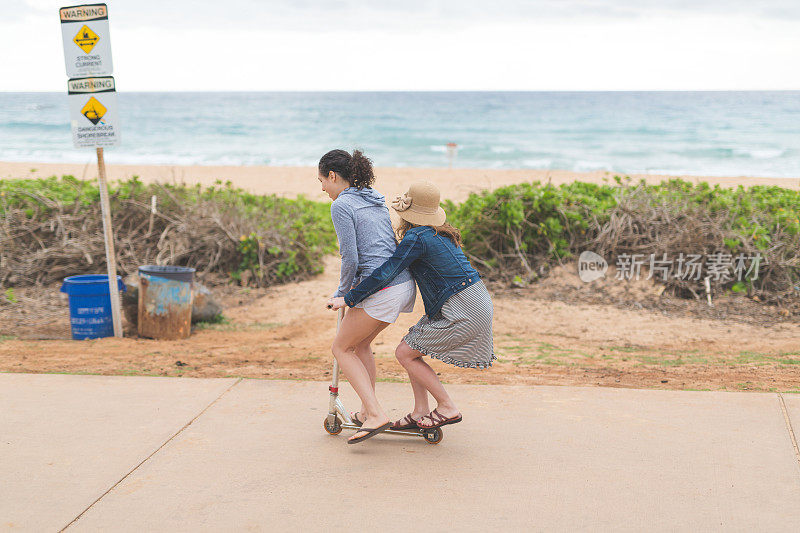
(681, 147), (736, 159)
(24, 103), (57, 111)
(681, 147), (788, 160)
(574, 160), (613, 172)
(734, 148), (786, 159)
(0, 121), (68, 130)
(521, 158), (553, 168)
(490, 146), (514, 154)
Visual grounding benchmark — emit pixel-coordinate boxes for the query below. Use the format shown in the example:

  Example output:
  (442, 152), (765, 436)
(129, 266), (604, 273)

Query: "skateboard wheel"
(423, 428), (443, 444)
(323, 417), (342, 435)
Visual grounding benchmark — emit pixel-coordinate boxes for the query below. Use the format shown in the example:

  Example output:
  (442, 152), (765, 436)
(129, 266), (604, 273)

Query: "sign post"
(60, 3), (123, 338)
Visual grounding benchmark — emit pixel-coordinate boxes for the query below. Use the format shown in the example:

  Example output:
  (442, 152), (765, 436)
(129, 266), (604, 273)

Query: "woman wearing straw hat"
(329, 180), (495, 432)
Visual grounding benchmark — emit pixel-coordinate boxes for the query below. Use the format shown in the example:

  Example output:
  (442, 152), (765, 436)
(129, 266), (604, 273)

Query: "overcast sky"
(5, 0), (800, 91)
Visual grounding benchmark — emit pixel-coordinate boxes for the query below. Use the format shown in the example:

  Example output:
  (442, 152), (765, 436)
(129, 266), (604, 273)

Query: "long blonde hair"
(396, 219), (462, 248)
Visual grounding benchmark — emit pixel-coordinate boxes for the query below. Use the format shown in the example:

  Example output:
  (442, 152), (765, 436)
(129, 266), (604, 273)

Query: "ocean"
(1, 91), (798, 178)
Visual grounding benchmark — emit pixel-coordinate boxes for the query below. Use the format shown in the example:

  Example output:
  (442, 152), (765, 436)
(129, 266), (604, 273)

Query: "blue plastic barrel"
(60, 275), (126, 340)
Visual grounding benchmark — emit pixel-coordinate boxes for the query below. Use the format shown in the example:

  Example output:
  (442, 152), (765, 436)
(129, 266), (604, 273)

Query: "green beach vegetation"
(446, 177), (800, 303)
(0, 176), (336, 287)
(1, 175), (798, 305)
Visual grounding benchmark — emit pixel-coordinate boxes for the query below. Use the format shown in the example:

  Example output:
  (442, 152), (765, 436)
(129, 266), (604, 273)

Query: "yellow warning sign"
(73, 25), (99, 54)
(81, 97), (107, 125)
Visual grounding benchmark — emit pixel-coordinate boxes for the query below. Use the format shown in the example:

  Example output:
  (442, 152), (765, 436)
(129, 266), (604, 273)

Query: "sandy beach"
(2, 161), (798, 203)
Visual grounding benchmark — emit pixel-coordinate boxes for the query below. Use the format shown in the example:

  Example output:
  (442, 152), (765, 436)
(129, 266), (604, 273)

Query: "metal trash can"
(60, 274), (126, 340)
(137, 265), (195, 340)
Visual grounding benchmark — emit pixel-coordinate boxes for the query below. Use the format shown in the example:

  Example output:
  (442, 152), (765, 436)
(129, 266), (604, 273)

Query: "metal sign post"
(60, 3), (122, 337)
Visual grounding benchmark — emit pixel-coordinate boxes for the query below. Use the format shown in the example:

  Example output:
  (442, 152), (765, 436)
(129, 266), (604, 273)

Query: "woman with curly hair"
(329, 180), (494, 433)
(319, 149), (416, 444)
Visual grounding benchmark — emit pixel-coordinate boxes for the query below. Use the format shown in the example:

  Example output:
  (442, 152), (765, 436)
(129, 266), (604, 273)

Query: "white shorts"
(354, 279), (416, 323)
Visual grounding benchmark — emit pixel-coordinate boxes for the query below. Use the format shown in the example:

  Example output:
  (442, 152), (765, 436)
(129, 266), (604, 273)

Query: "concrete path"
(2, 373), (799, 532)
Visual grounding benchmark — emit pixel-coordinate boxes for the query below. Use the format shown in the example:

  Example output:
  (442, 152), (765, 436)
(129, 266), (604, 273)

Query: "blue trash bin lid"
(60, 274), (126, 295)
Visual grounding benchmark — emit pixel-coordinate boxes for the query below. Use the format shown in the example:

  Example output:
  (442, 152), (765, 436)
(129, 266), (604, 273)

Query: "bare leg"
(406, 372), (431, 419)
(395, 341), (459, 426)
(352, 321), (389, 420)
(399, 342), (430, 419)
(331, 307), (390, 440)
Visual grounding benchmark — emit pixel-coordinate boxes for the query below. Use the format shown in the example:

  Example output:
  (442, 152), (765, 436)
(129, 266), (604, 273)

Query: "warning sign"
(73, 24), (100, 54)
(68, 76), (120, 148)
(81, 97), (107, 125)
(60, 4), (113, 77)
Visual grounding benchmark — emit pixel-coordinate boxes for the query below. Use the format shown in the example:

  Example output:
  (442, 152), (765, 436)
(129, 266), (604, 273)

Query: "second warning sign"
(68, 76), (120, 147)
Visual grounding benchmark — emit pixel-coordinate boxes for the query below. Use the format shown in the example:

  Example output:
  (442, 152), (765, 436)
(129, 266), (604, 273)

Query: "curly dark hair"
(318, 149), (375, 190)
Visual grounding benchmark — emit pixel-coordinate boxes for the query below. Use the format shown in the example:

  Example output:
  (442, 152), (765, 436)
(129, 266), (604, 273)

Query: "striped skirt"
(403, 280), (496, 369)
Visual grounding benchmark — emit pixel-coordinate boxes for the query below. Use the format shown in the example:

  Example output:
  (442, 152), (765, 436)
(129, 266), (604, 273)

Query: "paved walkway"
(2, 372), (799, 532)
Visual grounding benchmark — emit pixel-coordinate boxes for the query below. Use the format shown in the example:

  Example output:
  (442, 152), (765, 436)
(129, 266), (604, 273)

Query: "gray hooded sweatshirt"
(331, 187), (413, 297)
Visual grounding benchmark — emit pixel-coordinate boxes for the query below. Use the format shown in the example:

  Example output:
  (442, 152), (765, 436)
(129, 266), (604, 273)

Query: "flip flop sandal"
(350, 412), (365, 427)
(392, 413), (419, 431)
(416, 408), (462, 429)
(347, 422), (392, 444)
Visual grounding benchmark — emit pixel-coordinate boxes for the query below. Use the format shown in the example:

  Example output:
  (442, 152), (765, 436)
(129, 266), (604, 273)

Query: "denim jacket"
(344, 226), (480, 318)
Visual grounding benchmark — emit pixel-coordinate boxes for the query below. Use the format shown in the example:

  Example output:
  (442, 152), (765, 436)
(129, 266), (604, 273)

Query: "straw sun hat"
(390, 180), (446, 226)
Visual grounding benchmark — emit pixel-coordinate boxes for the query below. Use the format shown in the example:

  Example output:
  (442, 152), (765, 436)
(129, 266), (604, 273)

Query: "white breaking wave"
(521, 159), (554, 168)
(734, 148), (786, 159)
(574, 160), (613, 172)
